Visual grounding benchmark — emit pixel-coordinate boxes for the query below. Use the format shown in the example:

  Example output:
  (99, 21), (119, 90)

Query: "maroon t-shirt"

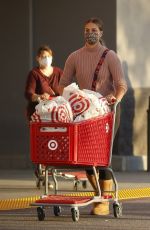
(24, 66), (63, 120)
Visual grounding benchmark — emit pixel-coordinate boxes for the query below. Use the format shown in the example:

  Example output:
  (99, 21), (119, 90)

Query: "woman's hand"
(32, 92), (52, 102)
(40, 92), (50, 100)
(106, 94), (117, 105)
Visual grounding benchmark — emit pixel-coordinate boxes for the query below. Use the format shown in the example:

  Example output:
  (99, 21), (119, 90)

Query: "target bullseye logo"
(48, 140), (58, 150)
(68, 93), (90, 116)
(51, 104), (72, 123)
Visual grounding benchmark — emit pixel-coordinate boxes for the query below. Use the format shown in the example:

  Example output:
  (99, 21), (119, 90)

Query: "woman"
(25, 45), (63, 120)
(24, 45), (63, 182)
(58, 18), (127, 215)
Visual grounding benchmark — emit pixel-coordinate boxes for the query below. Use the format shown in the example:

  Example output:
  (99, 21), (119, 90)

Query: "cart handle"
(108, 100), (120, 166)
(40, 127), (67, 132)
(111, 100), (120, 113)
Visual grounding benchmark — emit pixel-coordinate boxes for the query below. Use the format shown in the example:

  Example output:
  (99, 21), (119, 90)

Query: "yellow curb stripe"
(0, 196), (40, 210)
(119, 187), (150, 200)
(0, 188), (150, 210)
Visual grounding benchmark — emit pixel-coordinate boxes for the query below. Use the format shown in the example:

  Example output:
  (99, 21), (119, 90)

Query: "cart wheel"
(71, 208), (79, 222)
(82, 180), (87, 189)
(113, 202), (122, 218)
(37, 207), (45, 221)
(53, 206), (61, 216)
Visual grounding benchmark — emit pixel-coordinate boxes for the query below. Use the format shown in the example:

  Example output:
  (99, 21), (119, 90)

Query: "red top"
(24, 66), (63, 120)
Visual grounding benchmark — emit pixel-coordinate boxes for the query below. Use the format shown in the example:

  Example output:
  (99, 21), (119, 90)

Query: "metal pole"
(44, 166), (49, 195)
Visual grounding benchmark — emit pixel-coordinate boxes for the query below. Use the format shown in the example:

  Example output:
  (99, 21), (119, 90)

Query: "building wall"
(0, 0), (116, 168)
(117, 0), (150, 159)
(32, 0), (116, 68)
(0, 0), (31, 168)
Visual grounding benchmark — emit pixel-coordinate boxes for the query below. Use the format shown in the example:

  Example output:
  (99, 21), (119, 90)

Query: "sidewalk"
(1, 170), (150, 230)
(0, 169), (150, 200)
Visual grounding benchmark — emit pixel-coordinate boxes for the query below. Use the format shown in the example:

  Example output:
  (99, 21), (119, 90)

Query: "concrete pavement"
(0, 169), (150, 200)
(1, 169), (150, 229)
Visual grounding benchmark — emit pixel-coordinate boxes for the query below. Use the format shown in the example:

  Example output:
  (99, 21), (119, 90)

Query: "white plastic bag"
(63, 83), (91, 117)
(83, 89), (110, 115)
(32, 96), (73, 123)
(63, 83), (110, 122)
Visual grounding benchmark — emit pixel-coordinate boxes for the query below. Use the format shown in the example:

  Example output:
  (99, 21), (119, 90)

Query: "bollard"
(147, 96), (150, 171)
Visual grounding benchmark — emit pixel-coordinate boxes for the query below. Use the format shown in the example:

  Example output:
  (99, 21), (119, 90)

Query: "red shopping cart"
(30, 103), (122, 222)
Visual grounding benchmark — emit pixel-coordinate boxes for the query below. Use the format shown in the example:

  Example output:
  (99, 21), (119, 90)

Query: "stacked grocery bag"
(31, 83), (110, 123)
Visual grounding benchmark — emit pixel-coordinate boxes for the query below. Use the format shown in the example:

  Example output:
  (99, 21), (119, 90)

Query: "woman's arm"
(107, 50), (127, 103)
(58, 53), (76, 94)
(24, 70), (38, 102)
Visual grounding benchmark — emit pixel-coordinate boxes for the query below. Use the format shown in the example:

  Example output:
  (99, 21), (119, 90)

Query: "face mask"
(85, 32), (99, 45)
(39, 56), (52, 67)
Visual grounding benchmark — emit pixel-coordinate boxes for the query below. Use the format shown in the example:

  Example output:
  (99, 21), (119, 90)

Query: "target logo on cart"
(48, 140), (58, 150)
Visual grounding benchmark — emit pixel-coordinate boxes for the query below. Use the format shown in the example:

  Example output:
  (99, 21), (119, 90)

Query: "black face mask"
(85, 32), (99, 45)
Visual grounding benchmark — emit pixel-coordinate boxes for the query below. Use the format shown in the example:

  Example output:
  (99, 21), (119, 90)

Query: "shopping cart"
(30, 103), (122, 222)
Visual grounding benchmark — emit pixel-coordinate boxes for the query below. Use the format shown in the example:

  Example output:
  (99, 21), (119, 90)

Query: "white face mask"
(39, 56), (52, 67)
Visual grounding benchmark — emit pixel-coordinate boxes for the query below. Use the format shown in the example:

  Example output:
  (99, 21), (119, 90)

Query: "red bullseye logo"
(51, 104), (72, 123)
(68, 93), (90, 116)
(48, 140), (58, 150)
